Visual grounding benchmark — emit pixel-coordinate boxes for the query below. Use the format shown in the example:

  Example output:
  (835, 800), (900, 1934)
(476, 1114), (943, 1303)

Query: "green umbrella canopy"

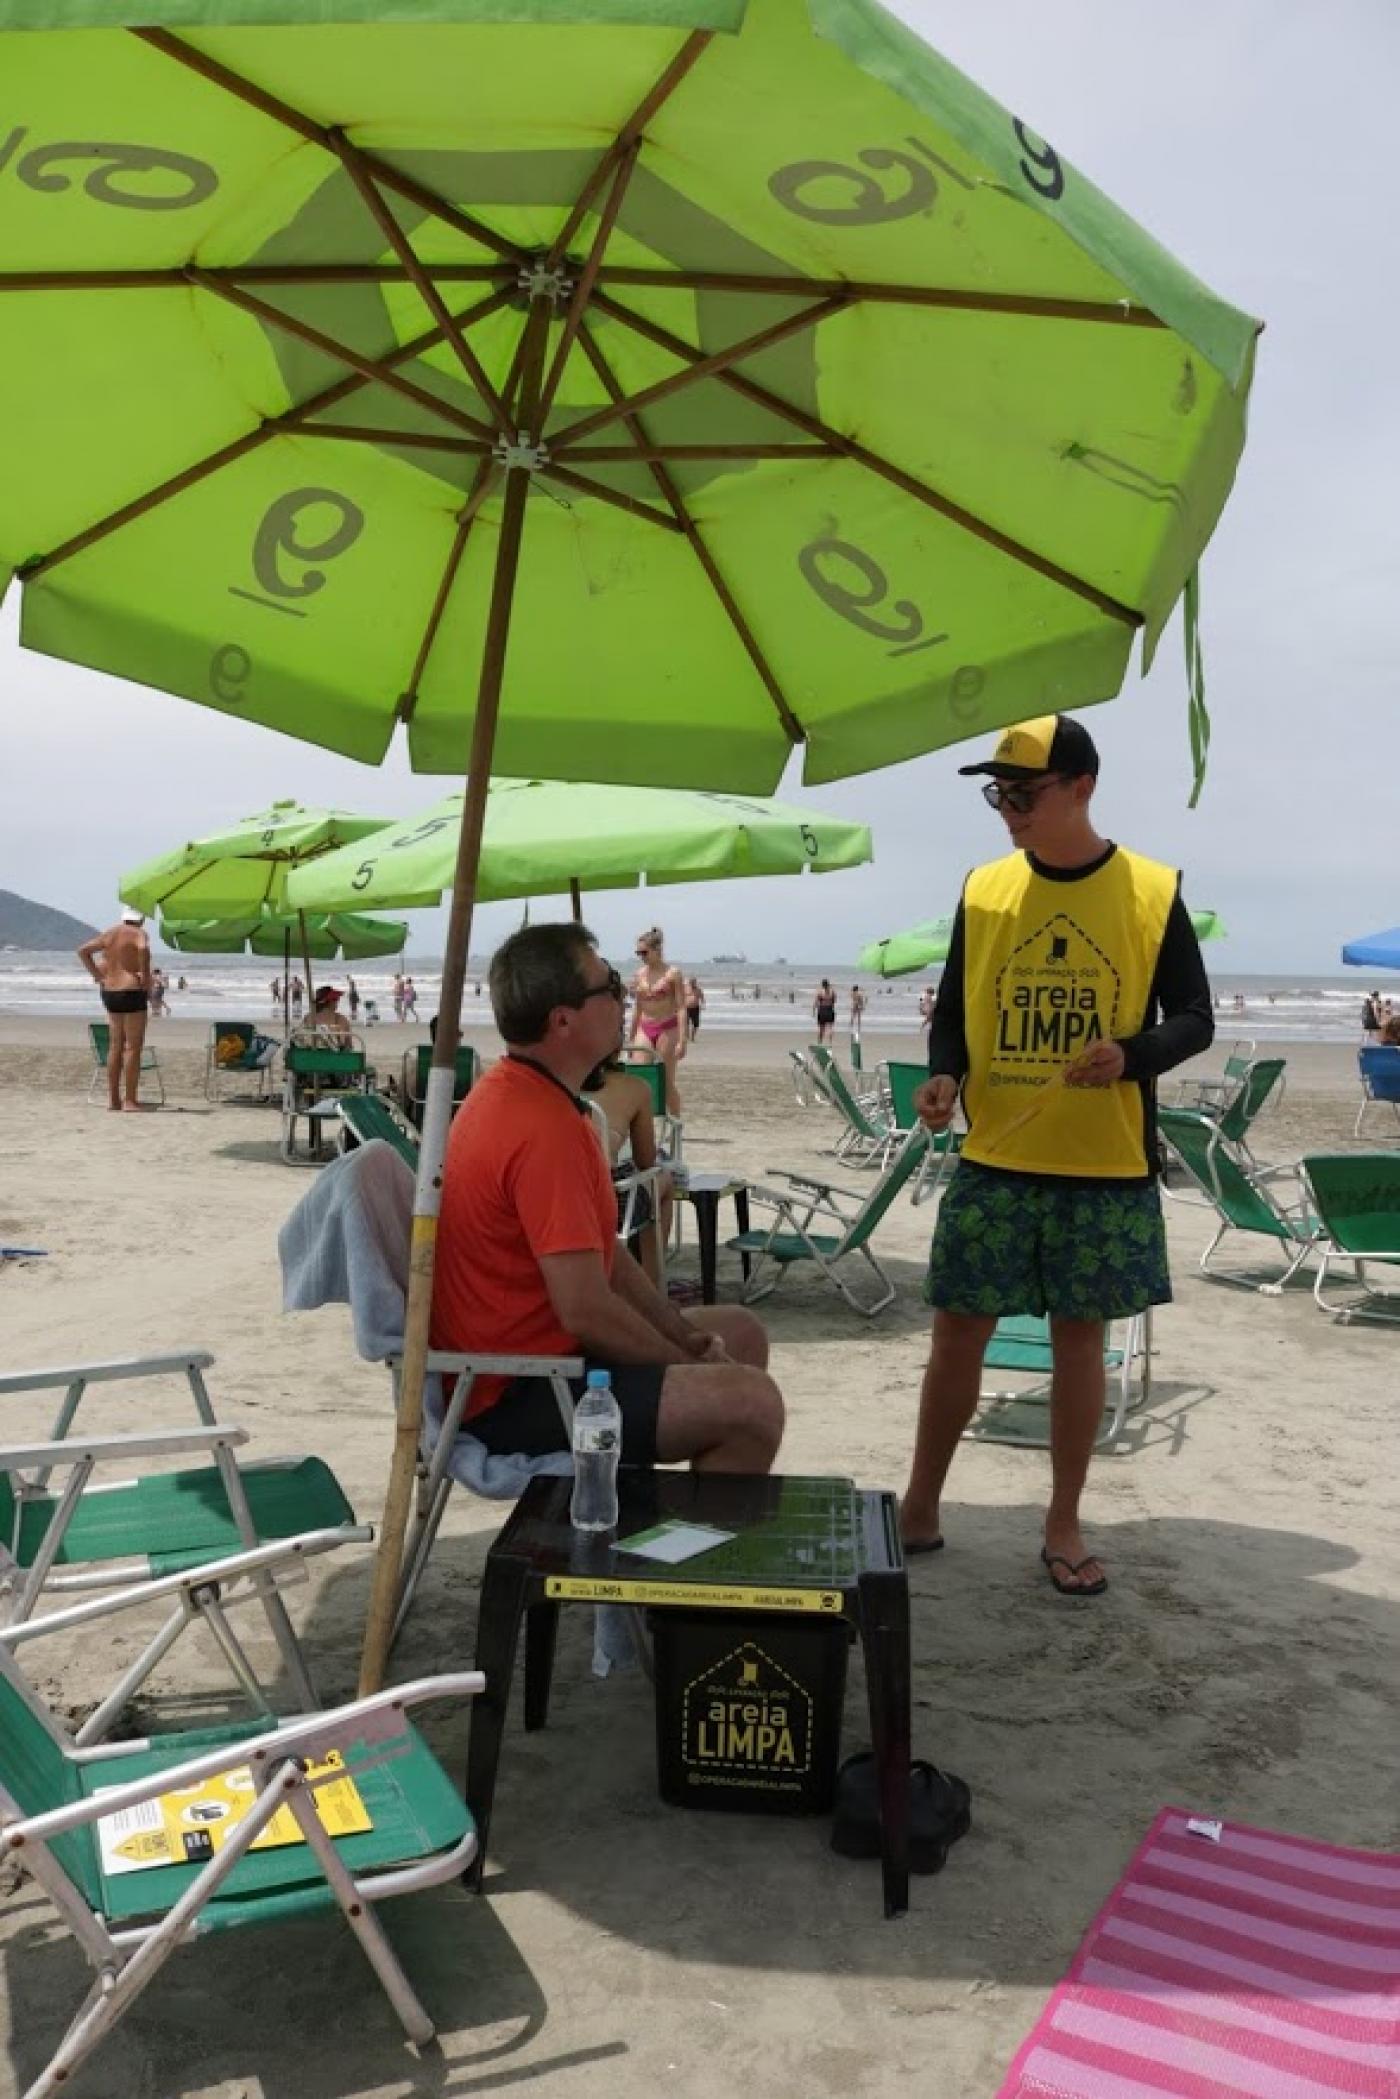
(161, 909), (407, 959)
(0, 2), (1256, 798)
(119, 798), (391, 918)
(858, 905), (1226, 977)
(285, 777), (871, 912)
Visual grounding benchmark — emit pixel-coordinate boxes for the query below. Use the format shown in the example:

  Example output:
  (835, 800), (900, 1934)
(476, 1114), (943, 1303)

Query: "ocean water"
(0, 948), (1377, 1044)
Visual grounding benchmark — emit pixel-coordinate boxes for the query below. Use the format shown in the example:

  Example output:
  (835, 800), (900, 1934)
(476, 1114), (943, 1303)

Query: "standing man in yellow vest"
(901, 715), (1214, 1596)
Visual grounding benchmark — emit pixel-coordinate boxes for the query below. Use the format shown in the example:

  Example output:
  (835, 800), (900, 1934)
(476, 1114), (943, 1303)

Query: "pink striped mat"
(995, 1807), (1400, 2099)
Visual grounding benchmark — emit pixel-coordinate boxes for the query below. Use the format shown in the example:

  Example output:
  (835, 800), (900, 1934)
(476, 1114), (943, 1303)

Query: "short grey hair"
(489, 923), (598, 1046)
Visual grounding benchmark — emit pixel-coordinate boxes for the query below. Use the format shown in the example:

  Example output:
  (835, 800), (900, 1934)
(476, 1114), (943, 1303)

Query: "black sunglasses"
(981, 775), (1066, 816)
(572, 964), (624, 1007)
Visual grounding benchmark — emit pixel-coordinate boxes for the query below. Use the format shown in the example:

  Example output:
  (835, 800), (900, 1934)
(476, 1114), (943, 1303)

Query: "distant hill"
(0, 888), (100, 950)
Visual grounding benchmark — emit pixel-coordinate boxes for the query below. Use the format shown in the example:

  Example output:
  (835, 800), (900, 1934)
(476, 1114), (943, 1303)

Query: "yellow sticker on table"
(545, 1576), (845, 1614)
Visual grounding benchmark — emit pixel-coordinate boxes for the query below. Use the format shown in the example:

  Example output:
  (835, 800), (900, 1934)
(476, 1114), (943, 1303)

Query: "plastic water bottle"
(570, 1370), (621, 1532)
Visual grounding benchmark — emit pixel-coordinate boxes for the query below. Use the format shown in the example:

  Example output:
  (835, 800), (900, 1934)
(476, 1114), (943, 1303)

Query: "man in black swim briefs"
(78, 909), (153, 1112)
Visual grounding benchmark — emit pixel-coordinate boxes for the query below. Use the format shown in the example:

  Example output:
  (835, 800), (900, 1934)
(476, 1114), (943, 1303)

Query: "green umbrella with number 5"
(118, 799), (391, 921)
(0, 0), (1257, 1690)
(287, 778), (871, 913)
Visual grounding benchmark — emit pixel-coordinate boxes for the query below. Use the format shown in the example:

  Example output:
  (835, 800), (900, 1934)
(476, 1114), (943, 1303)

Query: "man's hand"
(685, 1328), (729, 1363)
(1063, 1041), (1127, 1088)
(914, 1075), (959, 1131)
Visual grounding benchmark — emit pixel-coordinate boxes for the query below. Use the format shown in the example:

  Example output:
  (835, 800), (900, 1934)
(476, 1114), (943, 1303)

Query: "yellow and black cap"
(957, 713), (1100, 782)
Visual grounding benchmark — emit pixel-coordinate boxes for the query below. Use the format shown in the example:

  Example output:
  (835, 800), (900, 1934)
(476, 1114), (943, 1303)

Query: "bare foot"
(899, 1497), (943, 1554)
(107, 1102), (122, 1113)
(121, 1101), (144, 1113)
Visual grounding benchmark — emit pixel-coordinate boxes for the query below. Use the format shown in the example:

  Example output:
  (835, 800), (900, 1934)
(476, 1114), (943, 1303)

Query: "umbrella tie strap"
(1182, 565), (1211, 808)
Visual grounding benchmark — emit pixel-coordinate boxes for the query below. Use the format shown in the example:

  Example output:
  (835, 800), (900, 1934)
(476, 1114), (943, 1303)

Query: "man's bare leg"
(121, 1009), (149, 1110)
(655, 1305), (780, 1472)
(899, 1308), (997, 1549)
(1043, 1318), (1107, 1590)
(106, 1014), (126, 1110)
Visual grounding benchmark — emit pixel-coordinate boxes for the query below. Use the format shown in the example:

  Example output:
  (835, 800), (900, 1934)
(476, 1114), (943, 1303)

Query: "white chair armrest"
(0, 1351), (215, 1397)
(420, 1351), (584, 1378)
(0, 1526), (369, 1646)
(15, 1676), (485, 1836)
(0, 1425), (248, 1470)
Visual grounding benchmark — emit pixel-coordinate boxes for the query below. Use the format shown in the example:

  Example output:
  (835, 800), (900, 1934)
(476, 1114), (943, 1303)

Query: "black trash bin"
(651, 1608), (849, 1816)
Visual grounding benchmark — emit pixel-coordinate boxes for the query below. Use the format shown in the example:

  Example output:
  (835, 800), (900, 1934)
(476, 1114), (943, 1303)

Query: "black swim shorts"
(470, 1363), (666, 1467)
(100, 989), (149, 1016)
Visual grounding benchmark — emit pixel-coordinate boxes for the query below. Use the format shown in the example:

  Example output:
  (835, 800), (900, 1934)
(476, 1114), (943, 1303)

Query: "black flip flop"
(1041, 1547), (1108, 1597)
(902, 1536), (944, 1557)
(830, 1752), (971, 1874)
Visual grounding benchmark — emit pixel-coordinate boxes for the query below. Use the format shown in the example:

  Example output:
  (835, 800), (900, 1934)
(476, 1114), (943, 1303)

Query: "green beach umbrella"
(0, 3), (1257, 1688)
(119, 800), (391, 920)
(286, 778), (871, 914)
(161, 909), (407, 960)
(858, 904), (1227, 977)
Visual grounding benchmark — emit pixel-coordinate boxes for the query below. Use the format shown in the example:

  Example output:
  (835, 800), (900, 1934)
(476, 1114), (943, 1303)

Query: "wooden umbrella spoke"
(188, 269), (501, 446)
(592, 289), (1141, 627)
(576, 323), (804, 744)
(132, 28), (524, 266)
(566, 442), (835, 462)
(21, 284), (514, 579)
(396, 457), (496, 724)
(549, 294), (848, 450)
(328, 133), (513, 436)
(294, 424), (491, 455)
(536, 459), (685, 533)
(546, 29), (713, 267)
(537, 139), (640, 429)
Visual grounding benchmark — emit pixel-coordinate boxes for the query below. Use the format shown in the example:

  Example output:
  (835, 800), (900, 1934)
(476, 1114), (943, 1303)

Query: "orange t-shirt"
(431, 1056), (615, 1418)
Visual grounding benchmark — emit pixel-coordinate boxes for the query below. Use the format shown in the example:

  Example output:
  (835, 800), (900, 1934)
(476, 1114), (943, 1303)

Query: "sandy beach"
(0, 1015), (1395, 2099)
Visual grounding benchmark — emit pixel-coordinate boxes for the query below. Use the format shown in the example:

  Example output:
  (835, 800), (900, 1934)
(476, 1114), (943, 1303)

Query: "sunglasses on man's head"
(981, 775), (1066, 816)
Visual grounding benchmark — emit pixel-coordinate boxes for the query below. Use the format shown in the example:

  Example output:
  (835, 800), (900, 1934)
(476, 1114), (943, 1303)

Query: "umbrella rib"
(576, 323), (804, 745)
(536, 460), (685, 534)
(592, 290), (1141, 627)
(397, 458), (497, 724)
(131, 28), (524, 266)
(537, 140), (641, 430)
(566, 442), (836, 462)
(19, 285), (515, 580)
(326, 134), (514, 437)
(546, 32), (713, 267)
(295, 424), (491, 455)
(189, 270), (500, 445)
(0, 266), (1167, 327)
(550, 295), (849, 450)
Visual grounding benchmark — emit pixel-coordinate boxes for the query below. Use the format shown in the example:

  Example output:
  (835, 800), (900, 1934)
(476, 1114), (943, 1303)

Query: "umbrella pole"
(569, 877), (583, 923)
(298, 911), (315, 1015)
(359, 306), (548, 1696)
(283, 926), (292, 1036)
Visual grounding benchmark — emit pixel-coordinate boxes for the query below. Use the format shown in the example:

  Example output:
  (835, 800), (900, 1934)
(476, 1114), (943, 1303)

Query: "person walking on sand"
(629, 926), (686, 1115)
(684, 974), (705, 1043)
(918, 985), (935, 1035)
(900, 715), (1214, 1597)
(812, 978), (837, 1045)
(77, 908), (153, 1112)
(392, 972), (406, 1022)
(402, 974), (419, 1022)
(346, 974), (360, 1023)
(290, 975), (304, 1020)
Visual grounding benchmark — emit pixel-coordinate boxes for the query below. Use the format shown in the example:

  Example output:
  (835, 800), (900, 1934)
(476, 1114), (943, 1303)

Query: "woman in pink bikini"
(629, 925), (686, 1114)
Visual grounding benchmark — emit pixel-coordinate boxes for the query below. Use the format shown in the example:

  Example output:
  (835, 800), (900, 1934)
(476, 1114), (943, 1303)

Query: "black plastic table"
(465, 1470), (911, 1916)
(678, 1172), (751, 1303)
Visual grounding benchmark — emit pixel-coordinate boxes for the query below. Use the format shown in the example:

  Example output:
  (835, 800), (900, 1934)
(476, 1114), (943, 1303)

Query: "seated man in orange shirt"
(432, 923), (783, 1473)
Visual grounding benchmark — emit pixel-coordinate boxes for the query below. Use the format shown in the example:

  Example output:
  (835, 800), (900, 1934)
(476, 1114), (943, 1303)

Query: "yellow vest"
(960, 847), (1178, 1178)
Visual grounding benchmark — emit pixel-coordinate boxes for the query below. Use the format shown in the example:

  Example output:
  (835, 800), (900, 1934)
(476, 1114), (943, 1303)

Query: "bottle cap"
(585, 1369), (611, 1389)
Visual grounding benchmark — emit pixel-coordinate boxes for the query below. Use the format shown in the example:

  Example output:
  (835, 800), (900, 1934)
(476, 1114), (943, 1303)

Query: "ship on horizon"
(710, 951), (747, 964)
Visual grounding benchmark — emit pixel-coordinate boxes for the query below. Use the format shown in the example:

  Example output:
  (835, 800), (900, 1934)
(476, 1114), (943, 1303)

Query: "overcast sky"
(4, 1), (1396, 973)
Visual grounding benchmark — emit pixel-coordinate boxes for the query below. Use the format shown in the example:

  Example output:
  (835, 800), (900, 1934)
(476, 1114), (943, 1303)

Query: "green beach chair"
(1158, 1107), (1321, 1291)
(1171, 1036), (1256, 1113)
(0, 1351), (367, 1740)
(204, 1021), (277, 1103)
(0, 1650), (483, 2096)
(1300, 1153), (1400, 1321)
(401, 1042), (478, 1129)
(729, 1125), (929, 1316)
(338, 1090), (421, 1172)
(85, 1022), (163, 1108)
(282, 1039), (372, 1164)
(807, 1045), (897, 1166)
(964, 1313), (1153, 1452)
(884, 1061), (961, 1202)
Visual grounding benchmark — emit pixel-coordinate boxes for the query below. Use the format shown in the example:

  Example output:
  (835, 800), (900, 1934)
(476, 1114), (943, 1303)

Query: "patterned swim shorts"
(926, 1159), (1172, 1323)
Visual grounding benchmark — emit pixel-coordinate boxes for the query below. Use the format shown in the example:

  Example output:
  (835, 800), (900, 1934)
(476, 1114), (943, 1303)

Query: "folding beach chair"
(401, 1043), (478, 1130)
(730, 1126), (930, 1316)
(883, 1061), (961, 1201)
(806, 1045), (897, 1165)
(0, 1650), (483, 2097)
(963, 1313), (1153, 1453)
(1171, 1037), (1255, 1113)
(0, 1350), (367, 1740)
(204, 1021), (278, 1103)
(621, 1055), (685, 1167)
(338, 1089), (421, 1172)
(279, 1141), (582, 1648)
(1158, 1107), (1321, 1291)
(282, 1039), (372, 1164)
(1299, 1153), (1400, 1320)
(1353, 1046), (1400, 1138)
(84, 1023), (163, 1108)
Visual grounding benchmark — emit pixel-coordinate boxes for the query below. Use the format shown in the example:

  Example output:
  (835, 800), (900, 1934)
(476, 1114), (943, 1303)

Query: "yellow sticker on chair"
(96, 1751), (371, 1875)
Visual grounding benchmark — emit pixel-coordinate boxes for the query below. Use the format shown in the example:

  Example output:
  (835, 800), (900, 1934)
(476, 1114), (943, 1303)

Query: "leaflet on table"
(96, 1750), (371, 1875)
(615, 1518), (735, 1565)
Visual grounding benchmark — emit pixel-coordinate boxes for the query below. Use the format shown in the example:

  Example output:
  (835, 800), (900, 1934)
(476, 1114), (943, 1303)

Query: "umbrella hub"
(515, 259), (576, 307)
(493, 436), (550, 474)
